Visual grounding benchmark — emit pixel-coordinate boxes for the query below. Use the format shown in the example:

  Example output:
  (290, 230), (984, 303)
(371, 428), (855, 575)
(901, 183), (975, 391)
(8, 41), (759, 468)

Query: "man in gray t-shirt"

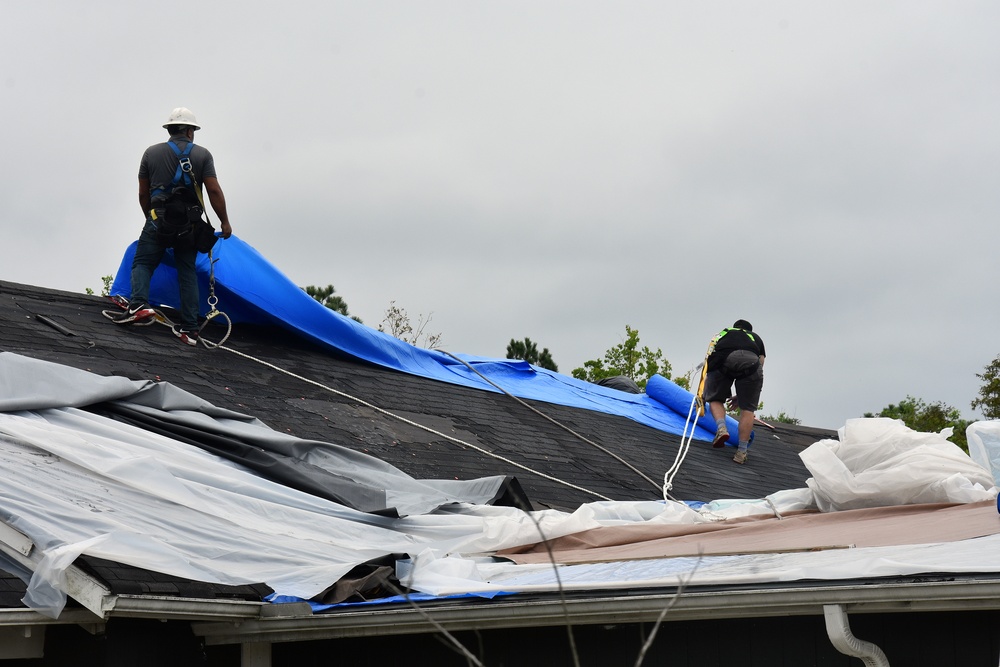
(116, 107), (233, 347)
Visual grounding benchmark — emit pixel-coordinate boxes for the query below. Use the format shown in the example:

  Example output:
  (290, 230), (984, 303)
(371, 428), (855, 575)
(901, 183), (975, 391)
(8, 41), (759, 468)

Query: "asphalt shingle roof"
(0, 279), (830, 512)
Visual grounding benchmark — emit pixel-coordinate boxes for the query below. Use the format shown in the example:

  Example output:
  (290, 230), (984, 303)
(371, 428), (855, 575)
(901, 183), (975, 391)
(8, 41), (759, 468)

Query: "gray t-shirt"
(138, 133), (218, 202)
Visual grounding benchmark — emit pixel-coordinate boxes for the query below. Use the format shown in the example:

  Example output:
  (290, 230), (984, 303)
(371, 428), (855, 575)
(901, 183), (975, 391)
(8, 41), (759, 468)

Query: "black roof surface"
(0, 279), (830, 511)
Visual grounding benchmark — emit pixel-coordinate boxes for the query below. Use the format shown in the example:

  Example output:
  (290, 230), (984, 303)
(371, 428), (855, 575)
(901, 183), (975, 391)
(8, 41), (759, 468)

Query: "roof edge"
(192, 577), (1000, 645)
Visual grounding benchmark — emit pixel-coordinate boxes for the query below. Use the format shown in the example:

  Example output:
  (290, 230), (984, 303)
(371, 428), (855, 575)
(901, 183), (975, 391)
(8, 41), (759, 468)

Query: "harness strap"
(168, 140), (194, 189)
(151, 141), (195, 199)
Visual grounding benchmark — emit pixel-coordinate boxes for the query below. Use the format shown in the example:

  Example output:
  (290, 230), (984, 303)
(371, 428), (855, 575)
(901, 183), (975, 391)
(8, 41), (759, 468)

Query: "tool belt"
(152, 187), (217, 253)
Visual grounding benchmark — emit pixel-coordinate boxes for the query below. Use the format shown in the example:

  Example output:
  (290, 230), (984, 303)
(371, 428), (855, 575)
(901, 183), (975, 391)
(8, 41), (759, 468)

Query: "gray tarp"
(0, 353), (584, 617)
(0, 352), (519, 516)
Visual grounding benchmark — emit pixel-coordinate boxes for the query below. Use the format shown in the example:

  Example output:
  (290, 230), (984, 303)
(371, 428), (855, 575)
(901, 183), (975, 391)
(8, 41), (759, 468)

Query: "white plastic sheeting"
(403, 420), (1000, 598)
(968, 421), (1000, 488)
(802, 418), (995, 512)
(402, 532), (1000, 597)
(0, 408), (614, 617)
(1, 352), (998, 618)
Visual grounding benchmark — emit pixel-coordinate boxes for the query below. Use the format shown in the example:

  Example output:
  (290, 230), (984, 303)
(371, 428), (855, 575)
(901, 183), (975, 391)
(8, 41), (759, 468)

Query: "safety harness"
(150, 141), (195, 219)
(664, 327), (764, 495)
(103, 140), (230, 346)
(690, 328), (752, 418)
(711, 327), (756, 348)
(149, 141), (216, 254)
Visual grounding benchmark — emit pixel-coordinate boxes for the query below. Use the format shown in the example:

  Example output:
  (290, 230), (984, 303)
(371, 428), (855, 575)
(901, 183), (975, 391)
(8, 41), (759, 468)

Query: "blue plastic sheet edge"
(111, 237), (737, 443)
(266, 591), (513, 613)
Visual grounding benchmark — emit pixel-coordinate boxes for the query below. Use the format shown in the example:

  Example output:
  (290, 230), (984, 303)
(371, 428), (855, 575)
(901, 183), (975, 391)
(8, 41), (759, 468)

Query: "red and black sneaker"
(173, 326), (200, 347)
(112, 302), (157, 325)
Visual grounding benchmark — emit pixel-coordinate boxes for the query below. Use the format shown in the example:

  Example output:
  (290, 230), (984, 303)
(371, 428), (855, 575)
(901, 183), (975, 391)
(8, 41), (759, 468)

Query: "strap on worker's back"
(151, 141), (195, 199)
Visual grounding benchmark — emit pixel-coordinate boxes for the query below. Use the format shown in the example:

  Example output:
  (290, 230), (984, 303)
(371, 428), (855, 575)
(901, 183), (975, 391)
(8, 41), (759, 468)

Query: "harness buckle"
(179, 157), (193, 173)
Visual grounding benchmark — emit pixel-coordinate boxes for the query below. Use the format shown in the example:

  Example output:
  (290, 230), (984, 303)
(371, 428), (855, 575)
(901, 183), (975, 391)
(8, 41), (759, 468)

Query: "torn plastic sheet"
(3, 353), (998, 618)
(0, 410), (610, 618)
(402, 534), (1000, 599)
(0, 354), (604, 617)
(0, 352), (516, 517)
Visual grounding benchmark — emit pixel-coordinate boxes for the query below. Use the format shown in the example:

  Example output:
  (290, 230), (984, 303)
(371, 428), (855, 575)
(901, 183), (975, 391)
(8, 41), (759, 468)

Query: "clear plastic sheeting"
(3, 352), (999, 618)
(404, 532), (1000, 598)
(801, 418), (995, 512)
(0, 353), (597, 616)
(967, 421), (1000, 488)
(0, 407), (608, 617)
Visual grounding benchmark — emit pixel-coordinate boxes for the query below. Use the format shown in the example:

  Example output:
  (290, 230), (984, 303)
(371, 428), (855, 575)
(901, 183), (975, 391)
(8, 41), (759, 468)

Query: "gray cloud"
(2, 2), (998, 429)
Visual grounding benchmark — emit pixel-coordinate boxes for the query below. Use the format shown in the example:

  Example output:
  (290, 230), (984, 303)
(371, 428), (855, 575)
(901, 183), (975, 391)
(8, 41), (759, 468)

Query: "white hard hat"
(162, 107), (201, 130)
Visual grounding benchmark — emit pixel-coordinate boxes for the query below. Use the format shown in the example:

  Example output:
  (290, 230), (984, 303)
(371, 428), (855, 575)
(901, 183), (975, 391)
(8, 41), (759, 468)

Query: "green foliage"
(864, 395), (970, 452)
(506, 337), (558, 372)
(972, 355), (1000, 419)
(86, 275), (115, 297)
(572, 325), (676, 391)
(303, 284), (362, 323)
(673, 368), (692, 391)
(378, 300), (442, 349)
(760, 409), (801, 425)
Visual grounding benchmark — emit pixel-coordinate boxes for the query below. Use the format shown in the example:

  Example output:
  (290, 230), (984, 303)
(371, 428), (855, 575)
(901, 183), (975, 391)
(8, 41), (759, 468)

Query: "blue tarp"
(111, 237), (738, 443)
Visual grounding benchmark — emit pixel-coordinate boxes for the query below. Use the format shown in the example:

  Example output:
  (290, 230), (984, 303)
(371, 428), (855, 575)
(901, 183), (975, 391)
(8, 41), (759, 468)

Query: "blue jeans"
(130, 219), (199, 328)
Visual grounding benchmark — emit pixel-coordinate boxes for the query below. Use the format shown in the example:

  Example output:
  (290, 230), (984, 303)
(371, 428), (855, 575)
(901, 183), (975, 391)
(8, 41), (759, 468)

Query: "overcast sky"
(2, 2), (998, 430)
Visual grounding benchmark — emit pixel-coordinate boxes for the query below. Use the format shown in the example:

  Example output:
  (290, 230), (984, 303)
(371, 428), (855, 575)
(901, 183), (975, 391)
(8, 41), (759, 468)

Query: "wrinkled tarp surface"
(0, 353), (583, 616)
(968, 421), (1000, 488)
(405, 419), (999, 596)
(1, 356), (996, 618)
(110, 238), (739, 443)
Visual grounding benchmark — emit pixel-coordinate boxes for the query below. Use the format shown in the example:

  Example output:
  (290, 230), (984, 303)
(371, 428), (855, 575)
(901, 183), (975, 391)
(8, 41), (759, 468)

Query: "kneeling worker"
(703, 320), (765, 464)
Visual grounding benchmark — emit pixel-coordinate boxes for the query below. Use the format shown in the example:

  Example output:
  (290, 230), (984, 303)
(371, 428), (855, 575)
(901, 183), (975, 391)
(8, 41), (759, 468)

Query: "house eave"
(191, 577), (1000, 645)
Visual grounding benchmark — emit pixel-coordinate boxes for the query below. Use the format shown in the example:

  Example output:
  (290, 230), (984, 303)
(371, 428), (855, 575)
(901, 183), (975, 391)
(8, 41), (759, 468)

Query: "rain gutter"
(192, 577), (1000, 645)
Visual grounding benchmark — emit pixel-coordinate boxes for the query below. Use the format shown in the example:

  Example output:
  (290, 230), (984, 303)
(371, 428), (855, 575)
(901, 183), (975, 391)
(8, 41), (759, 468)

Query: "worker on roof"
(114, 107), (233, 346)
(703, 319), (766, 465)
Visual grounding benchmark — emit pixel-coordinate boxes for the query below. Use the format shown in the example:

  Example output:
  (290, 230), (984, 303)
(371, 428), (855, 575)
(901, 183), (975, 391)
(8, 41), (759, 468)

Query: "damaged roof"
(0, 279), (823, 509)
(6, 276), (999, 667)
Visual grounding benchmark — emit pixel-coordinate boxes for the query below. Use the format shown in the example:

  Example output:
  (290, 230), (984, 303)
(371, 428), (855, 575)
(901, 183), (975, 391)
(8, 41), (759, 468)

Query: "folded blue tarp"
(111, 237), (738, 443)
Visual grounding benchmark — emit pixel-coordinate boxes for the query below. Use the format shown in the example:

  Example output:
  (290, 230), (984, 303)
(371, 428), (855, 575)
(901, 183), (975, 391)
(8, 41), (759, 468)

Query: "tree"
(378, 300), (442, 349)
(86, 275), (115, 297)
(572, 325), (678, 391)
(303, 284), (362, 323)
(759, 409), (801, 425)
(972, 355), (1000, 419)
(864, 395), (970, 452)
(506, 337), (558, 372)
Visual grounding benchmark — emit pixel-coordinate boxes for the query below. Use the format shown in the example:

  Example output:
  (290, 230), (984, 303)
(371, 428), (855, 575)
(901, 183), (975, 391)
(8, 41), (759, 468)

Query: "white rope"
(662, 392), (699, 500)
(106, 289), (612, 501)
(103, 250), (232, 348)
(218, 344), (614, 502)
(439, 350), (663, 496)
(195, 306), (232, 349)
